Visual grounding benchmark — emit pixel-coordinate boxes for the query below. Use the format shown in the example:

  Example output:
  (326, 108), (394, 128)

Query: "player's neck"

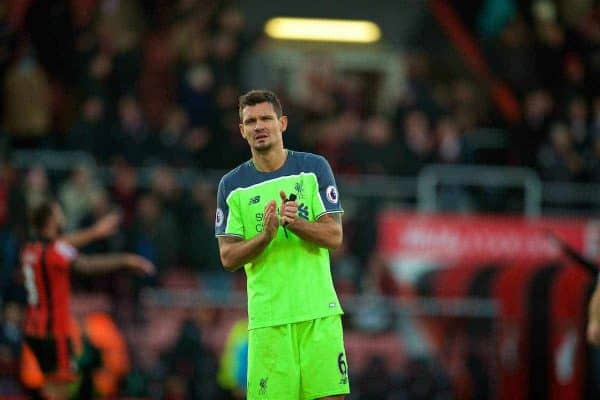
(252, 147), (288, 172)
(40, 226), (58, 241)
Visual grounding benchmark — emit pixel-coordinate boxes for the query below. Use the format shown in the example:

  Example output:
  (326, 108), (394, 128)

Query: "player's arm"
(280, 191), (342, 250)
(217, 200), (278, 271)
(283, 212), (343, 250)
(545, 230), (599, 275)
(72, 253), (154, 276)
(60, 212), (121, 248)
(589, 280), (600, 345)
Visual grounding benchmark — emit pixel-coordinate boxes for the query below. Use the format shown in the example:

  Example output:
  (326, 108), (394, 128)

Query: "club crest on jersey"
(294, 181), (304, 198)
(215, 208), (224, 227)
(326, 185), (339, 204)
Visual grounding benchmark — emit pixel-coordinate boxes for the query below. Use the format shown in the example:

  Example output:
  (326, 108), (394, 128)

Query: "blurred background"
(1, 0), (600, 398)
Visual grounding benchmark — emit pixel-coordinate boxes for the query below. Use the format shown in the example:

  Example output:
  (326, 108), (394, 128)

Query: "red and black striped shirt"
(21, 240), (78, 338)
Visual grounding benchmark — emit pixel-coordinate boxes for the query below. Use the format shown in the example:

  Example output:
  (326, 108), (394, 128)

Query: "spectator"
(0, 301), (24, 397)
(66, 97), (107, 158)
(330, 241), (362, 296)
(150, 165), (189, 227)
(435, 116), (474, 211)
(161, 318), (220, 400)
(183, 180), (223, 278)
(356, 355), (396, 400)
(0, 159), (20, 293)
(537, 122), (585, 181)
(435, 116), (470, 164)
(3, 41), (51, 148)
(178, 62), (216, 127)
(217, 318), (248, 399)
(590, 97), (600, 139)
(0, 158), (17, 228)
(402, 358), (453, 400)
(58, 164), (104, 232)
(393, 51), (440, 125)
(128, 193), (181, 276)
(110, 161), (140, 228)
(183, 125), (217, 168)
(81, 50), (113, 103)
(209, 32), (241, 87)
(347, 115), (401, 175)
(486, 15), (539, 95)
(109, 96), (156, 165)
(79, 190), (124, 254)
(139, 31), (174, 130)
(532, 5), (566, 95)
(566, 96), (589, 152)
(560, 53), (587, 101)
(513, 89), (554, 166)
(398, 110), (435, 176)
(585, 135), (600, 182)
(22, 165), (52, 215)
(156, 107), (194, 167)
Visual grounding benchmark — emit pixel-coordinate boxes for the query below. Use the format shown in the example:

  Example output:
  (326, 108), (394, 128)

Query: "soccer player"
(545, 231), (600, 345)
(215, 89), (349, 399)
(20, 200), (154, 399)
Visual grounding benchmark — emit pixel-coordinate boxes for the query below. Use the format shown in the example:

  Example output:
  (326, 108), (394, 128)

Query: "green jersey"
(215, 150), (344, 330)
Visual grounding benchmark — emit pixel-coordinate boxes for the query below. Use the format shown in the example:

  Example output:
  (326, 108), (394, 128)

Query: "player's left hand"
(92, 211), (122, 238)
(279, 191), (298, 227)
(125, 254), (156, 276)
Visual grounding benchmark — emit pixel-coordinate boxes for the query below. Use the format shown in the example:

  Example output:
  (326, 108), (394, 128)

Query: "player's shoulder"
(219, 160), (253, 190)
(51, 240), (78, 261)
(288, 150), (329, 170)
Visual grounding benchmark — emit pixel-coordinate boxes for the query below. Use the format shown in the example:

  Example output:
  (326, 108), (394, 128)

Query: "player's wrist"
(89, 224), (102, 238)
(261, 228), (276, 242)
(123, 254), (139, 268)
(285, 216), (301, 230)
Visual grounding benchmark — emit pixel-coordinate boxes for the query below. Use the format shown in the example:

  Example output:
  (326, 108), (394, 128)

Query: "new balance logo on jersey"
(298, 203), (309, 220)
(249, 195), (261, 205)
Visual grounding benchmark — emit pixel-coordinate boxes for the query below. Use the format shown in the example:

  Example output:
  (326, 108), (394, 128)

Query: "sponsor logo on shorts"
(259, 377), (268, 395)
(338, 352), (348, 384)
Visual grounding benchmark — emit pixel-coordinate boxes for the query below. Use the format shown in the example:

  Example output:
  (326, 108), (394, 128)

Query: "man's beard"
(254, 141), (273, 153)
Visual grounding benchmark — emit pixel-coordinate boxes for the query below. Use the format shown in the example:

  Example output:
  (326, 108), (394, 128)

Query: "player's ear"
(239, 123), (247, 140)
(280, 115), (288, 132)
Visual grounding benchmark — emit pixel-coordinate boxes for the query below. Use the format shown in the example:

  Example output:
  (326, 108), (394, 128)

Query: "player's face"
(239, 102), (287, 152)
(52, 203), (66, 234)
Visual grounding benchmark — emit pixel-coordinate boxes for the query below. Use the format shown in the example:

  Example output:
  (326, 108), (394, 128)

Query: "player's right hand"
(263, 200), (278, 240)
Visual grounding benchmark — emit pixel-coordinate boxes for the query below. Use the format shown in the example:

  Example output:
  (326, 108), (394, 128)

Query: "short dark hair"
(238, 89), (282, 120)
(30, 200), (56, 233)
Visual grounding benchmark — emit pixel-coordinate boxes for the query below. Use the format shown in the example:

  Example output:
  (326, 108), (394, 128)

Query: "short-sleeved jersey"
(216, 150), (344, 329)
(21, 240), (78, 337)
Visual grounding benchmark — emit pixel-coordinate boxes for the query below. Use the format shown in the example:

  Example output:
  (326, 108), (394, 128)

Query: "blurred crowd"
(0, 0), (600, 398)
(0, 1), (599, 181)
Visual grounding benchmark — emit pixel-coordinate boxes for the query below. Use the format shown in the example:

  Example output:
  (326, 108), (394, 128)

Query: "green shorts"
(247, 314), (350, 400)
